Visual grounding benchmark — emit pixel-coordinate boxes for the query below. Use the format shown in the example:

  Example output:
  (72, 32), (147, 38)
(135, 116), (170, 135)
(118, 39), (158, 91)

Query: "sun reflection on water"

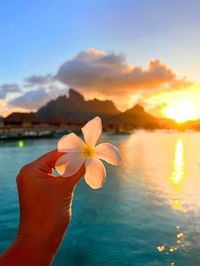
(119, 131), (200, 213)
(170, 138), (185, 212)
(118, 131), (200, 260)
(170, 139), (185, 185)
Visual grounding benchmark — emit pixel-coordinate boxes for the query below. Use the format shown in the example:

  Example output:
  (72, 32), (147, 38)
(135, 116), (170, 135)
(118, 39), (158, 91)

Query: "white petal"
(84, 158), (106, 189)
(81, 116), (102, 146)
(95, 143), (122, 165)
(58, 133), (84, 152)
(55, 153), (84, 177)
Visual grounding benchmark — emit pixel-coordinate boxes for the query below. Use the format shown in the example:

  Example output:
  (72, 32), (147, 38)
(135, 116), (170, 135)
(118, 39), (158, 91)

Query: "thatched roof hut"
(4, 112), (40, 127)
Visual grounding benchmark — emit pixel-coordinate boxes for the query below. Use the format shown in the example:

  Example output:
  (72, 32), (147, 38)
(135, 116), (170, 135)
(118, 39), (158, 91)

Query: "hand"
(0, 150), (85, 266)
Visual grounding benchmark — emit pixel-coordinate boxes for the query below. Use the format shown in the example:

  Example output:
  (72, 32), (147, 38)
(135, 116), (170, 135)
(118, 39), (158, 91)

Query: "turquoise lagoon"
(0, 131), (200, 266)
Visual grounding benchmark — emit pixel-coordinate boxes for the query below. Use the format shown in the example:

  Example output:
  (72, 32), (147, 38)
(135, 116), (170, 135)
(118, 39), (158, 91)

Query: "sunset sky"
(1, 0), (200, 122)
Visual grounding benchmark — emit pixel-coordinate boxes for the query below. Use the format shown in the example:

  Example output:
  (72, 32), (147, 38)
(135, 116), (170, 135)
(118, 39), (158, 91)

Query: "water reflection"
(170, 138), (185, 212)
(170, 139), (185, 185)
(120, 131), (200, 214)
(111, 132), (200, 263)
(120, 132), (191, 257)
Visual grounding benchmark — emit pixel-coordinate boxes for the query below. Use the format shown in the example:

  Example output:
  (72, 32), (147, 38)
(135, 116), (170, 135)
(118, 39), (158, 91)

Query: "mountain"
(37, 88), (120, 123)
(3, 88), (180, 130)
(115, 104), (162, 129)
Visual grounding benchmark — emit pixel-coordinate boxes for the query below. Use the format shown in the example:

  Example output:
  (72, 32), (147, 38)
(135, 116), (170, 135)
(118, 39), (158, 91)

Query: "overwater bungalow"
(0, 116), (4, 127)
(4, 112), (40, 127)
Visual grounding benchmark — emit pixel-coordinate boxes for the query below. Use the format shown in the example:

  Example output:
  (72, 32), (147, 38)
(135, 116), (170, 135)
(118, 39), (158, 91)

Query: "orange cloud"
(1, 48), (194, 114)
(56, 48), (189, 95)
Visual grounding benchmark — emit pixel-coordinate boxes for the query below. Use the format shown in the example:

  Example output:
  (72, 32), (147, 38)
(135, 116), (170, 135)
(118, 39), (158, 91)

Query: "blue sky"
(1, 0), (200, 118)
(1, 0), (200, 83)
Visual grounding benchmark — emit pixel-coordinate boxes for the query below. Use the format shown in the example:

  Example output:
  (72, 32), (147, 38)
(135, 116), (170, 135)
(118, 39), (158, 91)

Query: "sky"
(1, 0), (200, 121)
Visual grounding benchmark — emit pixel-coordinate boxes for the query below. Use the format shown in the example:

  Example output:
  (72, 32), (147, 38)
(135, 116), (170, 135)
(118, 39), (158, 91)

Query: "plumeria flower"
(55, 116), (121, 189)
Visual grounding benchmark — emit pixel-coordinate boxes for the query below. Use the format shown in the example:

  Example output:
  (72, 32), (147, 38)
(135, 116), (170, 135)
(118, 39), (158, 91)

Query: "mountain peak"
(68, 88), (84, 102)
(123, 104), (146, 116)
(37, 88), (119, 121)
(131, 104), (145, 114)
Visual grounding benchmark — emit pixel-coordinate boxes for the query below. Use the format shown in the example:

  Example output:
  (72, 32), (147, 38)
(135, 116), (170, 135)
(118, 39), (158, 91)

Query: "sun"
(163, 102), (199, 123)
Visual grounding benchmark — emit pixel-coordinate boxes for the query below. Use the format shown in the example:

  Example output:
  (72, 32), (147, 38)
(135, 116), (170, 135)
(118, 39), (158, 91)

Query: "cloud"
(9, 86), (67, 110)
(3, 48), (194, 113)
(55, 48), (188, 98)
(24, 74), (53, 87)
(0, 83), (21, 99)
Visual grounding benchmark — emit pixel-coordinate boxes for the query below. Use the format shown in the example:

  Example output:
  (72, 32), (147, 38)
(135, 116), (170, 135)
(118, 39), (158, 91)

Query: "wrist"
(16, 228), (67, 264)
(16, 236), (59, 266)
(16, 212), (70, 252)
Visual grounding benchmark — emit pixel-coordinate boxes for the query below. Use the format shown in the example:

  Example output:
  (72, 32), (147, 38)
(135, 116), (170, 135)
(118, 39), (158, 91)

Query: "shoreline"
(0, 127), (199, 141)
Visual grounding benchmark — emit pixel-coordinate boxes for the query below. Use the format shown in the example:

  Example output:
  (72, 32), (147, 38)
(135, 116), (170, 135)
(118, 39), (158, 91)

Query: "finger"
(33, 149), (85, 188)
(67, 164), (85, 187)
(56, 164), (85, 191)
(33, 149), (64, 173)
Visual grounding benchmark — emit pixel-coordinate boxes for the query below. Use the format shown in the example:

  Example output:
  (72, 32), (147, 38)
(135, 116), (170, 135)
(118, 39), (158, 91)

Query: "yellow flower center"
(81, 145), (95, 158)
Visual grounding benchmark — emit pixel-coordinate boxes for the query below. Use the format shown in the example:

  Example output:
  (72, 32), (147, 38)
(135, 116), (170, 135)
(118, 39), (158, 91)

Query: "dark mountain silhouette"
(120, 104), (153, 118)
(37, 88), (120, 123)
(36, 89), (169, 129)
(114, 104), (162, 129)
(3, 88), (181, 130)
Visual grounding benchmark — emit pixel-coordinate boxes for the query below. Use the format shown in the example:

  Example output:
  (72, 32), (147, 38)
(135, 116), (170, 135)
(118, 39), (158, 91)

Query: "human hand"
(0, 150), (85, 266)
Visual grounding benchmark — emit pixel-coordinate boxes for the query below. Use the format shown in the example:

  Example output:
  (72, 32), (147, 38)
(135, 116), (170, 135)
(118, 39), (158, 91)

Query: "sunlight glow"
(170, 138), (185, 212)
(171, 139), (185, 185)
(162, 102), (199, 123)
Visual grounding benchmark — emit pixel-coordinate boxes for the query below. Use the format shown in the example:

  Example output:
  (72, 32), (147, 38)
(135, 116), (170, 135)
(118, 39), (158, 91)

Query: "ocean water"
(1, 131), (200, 266)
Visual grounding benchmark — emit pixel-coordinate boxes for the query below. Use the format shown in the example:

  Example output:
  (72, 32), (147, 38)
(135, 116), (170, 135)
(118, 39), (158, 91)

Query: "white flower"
(55, 116), (121, 189)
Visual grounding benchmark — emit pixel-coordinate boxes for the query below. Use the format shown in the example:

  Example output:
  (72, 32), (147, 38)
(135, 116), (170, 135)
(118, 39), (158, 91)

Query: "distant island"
(1, 89), (200, 140)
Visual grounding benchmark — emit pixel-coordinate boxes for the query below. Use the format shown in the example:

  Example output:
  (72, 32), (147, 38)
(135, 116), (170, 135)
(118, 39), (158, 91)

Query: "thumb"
(33, 149), (85, 189)
(33, 149), (63, 173)
(61, 164), (85, 191)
